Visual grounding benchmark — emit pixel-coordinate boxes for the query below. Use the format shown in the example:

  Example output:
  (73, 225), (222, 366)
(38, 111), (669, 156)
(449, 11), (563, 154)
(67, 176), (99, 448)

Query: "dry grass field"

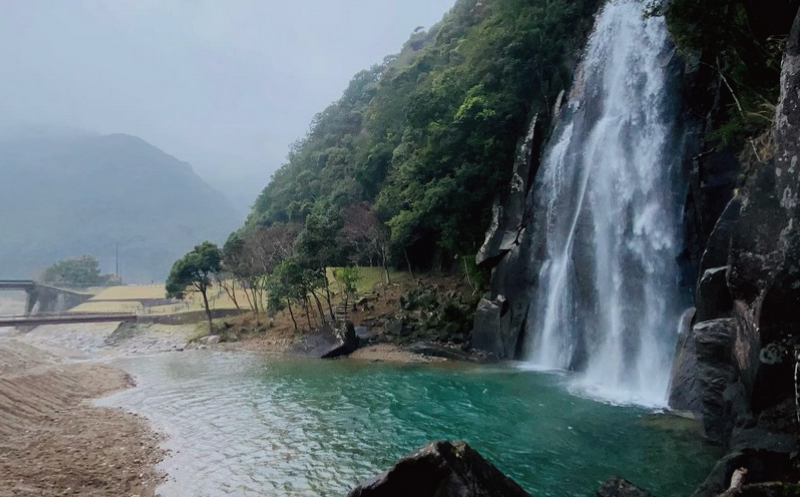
(69, 268), (410, 316)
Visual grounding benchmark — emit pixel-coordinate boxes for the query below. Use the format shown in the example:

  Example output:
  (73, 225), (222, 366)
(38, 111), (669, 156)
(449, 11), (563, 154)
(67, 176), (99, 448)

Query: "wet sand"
(0, 338), (164, 496)
(348, 343), (444, 363)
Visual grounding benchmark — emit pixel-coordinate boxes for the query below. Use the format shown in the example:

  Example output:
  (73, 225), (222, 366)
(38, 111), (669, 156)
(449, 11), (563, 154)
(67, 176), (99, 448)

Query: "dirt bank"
(0, 338), (163, 497)
(349, 344), (445, 363)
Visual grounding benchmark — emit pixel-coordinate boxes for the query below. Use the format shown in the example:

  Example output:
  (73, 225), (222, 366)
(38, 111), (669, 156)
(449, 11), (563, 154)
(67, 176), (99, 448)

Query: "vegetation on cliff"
(243, 0), (602, 271)
(657, 0), (799, 163)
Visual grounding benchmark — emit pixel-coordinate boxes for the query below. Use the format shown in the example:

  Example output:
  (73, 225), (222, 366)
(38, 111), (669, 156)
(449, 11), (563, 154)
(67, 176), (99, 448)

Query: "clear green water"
(100, 351), (718, 497)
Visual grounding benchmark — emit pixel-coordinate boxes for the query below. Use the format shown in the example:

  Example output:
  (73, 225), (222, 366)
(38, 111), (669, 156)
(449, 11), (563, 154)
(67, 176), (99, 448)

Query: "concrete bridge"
(0, 280), (93, 316)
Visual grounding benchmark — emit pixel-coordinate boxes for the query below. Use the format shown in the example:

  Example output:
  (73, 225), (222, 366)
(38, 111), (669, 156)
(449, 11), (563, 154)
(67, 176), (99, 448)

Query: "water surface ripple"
(99, 352), (718, 497)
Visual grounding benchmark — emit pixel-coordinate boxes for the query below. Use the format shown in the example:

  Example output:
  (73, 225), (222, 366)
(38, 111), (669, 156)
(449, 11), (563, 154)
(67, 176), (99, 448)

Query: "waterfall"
(525, 0), (683, 406)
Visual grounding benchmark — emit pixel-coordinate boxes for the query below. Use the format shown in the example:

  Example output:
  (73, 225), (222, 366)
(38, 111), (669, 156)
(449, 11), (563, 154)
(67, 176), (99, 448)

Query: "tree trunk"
(323, 275), (336, 322)
(382, 257), (391, 284)
(404, 248), (414, 277)
(287, 298), (298, 331)
(310, 290), (327, 324)
(304, 298), (313, 329)
(220, 279), (241, 314)
(200, 285), (213, 332)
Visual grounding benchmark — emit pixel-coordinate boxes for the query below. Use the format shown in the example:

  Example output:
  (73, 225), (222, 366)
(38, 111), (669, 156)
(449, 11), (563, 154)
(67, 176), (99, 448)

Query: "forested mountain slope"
(244, 0), (602, 269)
(0, 130), (240, 282)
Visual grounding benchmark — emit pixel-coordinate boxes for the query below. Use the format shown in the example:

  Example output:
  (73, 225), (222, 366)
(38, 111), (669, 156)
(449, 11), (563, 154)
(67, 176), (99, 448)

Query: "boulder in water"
(597, 477), (656, 497)
(347, 440), (532, 497)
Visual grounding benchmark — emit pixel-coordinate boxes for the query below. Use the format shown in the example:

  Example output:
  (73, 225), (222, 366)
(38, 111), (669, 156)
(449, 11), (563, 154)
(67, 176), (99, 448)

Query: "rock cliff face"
(472, 115), (542, 359)
(473, 4), (800, 495)
(667, 8), (800, 496)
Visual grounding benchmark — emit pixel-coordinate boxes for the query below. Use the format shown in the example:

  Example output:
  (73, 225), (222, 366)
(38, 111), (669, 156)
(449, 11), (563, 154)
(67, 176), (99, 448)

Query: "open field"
(69, 268), (411, 316)
(327, 266), (410, 296)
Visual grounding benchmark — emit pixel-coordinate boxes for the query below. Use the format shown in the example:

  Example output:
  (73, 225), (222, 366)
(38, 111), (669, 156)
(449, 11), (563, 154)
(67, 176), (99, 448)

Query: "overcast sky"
(0, 0), (455, 214)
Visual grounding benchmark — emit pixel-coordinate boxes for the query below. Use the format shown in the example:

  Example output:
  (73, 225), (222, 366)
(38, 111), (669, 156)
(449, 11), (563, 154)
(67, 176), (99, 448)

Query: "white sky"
(0, 0), (456, 213)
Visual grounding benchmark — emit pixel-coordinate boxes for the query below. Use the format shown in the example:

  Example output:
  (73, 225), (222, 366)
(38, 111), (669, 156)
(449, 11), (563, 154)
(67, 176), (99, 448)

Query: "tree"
(296, 207), (349, 322)
(40, 255), (120, 288)
(166, 242), (222, 330)
(222, 224), (300, 314)
(343, 202), (392, 284)
(335, 266), (360, 317)
(240, 0), (604, 271)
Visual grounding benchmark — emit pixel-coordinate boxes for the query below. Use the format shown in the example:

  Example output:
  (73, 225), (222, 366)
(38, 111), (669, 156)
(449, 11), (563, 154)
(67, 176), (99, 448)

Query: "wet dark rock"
(699, 198), (741, 276)
(290, 323), (360, 359)
(694, 319), (736, 443)
(405, 342), (479, 362)
(738, 482), (800, 497)
(687, 13), (800, 497)
(471, 112), (544, 360)
(690, 450), (796, 497)
(347, 441), (532, 497)
(597, 477), (656, 497)
(668, 308), (702, 412)
(385, 319), (407, 337)
(695, 267), (733, 322)
(476, 115), (541, 268)
(471, 298), (504, 355)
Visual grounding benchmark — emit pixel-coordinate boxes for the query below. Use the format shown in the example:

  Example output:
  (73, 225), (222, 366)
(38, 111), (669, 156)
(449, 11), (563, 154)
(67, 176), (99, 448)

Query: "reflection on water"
(99, 352), (718, 497)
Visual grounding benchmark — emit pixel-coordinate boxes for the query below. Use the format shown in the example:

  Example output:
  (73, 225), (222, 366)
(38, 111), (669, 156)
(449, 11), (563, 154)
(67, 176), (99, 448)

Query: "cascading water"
(525, 0), (684, 406)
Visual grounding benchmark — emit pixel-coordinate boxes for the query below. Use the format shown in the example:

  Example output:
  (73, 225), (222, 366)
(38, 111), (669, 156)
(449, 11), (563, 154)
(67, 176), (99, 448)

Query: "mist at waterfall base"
(523, 1), (686, 407)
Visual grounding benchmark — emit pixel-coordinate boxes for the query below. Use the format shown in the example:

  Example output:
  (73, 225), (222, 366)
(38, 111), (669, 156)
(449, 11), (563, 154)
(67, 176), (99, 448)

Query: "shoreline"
(0, 320), (446, 496)
(0, 337), (164, 497)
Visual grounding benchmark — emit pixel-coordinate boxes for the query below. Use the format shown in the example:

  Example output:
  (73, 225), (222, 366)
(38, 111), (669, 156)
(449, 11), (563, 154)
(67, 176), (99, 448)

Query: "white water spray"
(525, 0), (682, 406)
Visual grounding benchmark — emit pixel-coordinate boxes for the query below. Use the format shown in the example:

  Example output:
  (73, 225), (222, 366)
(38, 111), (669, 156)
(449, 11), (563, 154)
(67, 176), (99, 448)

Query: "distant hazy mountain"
(0, 129), (240, 283)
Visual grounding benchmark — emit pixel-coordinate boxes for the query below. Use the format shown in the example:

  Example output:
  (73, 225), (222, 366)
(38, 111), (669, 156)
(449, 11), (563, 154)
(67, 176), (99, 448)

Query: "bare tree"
(343, 202), (392, 285)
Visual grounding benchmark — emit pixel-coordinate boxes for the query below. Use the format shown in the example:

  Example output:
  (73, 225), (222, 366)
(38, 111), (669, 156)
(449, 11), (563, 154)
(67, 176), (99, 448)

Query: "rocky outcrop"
(695, 268), (733, 322)
(289, 322), (360, 359)
(668, 308), (702, 412)
(404, 342), (486, 363)
(472, 113), (543, 359)
(347, 441), (532, 497)
(597, 477), (656, 497)
(694, 319), (737, 443)
(677, 8), (800, 497)
(691, 7), (800, 444)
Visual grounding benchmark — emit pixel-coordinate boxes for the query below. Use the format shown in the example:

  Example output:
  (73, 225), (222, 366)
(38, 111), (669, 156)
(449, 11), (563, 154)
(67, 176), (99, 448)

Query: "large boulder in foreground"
(347, 441), (532, 497)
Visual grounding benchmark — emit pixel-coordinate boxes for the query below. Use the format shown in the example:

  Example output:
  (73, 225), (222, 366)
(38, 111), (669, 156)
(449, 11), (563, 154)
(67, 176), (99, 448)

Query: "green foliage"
(266, 258), (306, 317)
(166, 242), (223, 328)
(166, 242), (222, 301)
(244, 0), (602, 269)
(662, 0), (798, 151)
(334, 266), (360, 301)
(40, 255), (120, 288)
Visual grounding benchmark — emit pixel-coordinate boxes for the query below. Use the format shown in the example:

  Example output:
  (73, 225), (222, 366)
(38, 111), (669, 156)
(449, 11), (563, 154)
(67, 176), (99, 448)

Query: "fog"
(0, 0), (455, 214)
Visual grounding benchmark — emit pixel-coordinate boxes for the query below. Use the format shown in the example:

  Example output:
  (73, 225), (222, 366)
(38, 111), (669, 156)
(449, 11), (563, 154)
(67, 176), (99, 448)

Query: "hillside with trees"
(0, 128), (240, 283)
(241, 0), (602, 273)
